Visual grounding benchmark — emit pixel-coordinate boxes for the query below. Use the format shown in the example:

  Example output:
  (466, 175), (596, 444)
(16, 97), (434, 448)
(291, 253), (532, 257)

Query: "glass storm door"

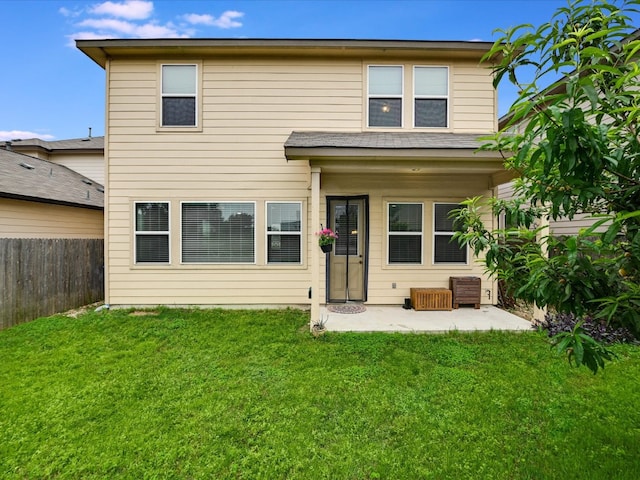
(327, 197), (368, 302)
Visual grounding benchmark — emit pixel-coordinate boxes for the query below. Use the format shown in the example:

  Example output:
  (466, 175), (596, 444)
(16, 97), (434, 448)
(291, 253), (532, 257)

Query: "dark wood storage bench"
(449, 276), (481, 309)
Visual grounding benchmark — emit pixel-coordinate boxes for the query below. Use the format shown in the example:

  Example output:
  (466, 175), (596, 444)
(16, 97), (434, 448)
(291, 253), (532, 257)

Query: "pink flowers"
(315, 227), (338, 246)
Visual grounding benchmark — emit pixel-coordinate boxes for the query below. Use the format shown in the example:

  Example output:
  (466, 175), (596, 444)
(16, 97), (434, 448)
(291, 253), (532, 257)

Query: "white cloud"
(78, 18), (137, 34)
(59, 7), (82, 18)
(62, 1), (244, 44)
(212, 10), (244, 29)
(0, 131), (55, 142)
(89, 0), (153, 20)
(135, 22), (185, 38)
(182, 13), (215, 26)
(181, 10), (244, 28)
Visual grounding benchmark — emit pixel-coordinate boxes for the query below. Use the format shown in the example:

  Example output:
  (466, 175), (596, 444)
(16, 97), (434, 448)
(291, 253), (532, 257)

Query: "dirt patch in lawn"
(63, 302), (104, 318)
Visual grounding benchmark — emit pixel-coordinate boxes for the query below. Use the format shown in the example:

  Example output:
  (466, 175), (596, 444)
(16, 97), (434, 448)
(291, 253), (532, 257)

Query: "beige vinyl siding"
(49, 153), (104, 185)
(451, 62), (496, 132)
(105, 56), (498, 307)
(106, 58), (362, 306)
(0, 198), (103, 239)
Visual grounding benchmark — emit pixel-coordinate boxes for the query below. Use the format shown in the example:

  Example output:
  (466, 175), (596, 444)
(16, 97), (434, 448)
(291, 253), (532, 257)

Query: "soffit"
(77, 38), (495, 68)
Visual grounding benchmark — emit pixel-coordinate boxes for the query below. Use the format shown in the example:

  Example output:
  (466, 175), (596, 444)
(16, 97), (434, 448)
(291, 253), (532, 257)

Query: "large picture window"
(433, 203), (467, 264)
(135, 202), (170, 264)
(182, 202), (255, 263)
(266, 202), (302, 264)
(414, 66), (448, 128)
(388, 202), (423, 264)
(161, 64), (197, 127)
(368, 66), (403, 127)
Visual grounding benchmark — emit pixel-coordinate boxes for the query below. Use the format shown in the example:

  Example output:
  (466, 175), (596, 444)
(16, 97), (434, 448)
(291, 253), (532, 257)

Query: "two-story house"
(77, 38), (511, 321)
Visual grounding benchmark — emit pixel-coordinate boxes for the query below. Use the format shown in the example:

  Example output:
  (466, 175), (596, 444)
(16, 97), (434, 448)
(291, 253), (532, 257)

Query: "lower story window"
(182, 202), (255, 263)
(388, 202), (423, 264)
(434, 203), (467, 264)
(135, 202), (170, 264)
(266, 202), (302, 264)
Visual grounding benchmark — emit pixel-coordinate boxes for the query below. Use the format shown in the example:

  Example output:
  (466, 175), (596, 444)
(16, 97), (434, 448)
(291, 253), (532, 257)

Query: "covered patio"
(320, 304), (533, 333)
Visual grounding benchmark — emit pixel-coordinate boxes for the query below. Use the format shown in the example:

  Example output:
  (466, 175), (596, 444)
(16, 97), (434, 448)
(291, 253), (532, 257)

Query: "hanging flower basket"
(316, 227), (338, 253)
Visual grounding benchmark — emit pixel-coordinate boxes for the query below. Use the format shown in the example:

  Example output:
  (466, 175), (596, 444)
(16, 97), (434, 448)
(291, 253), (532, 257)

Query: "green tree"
(454, 0), (640, 373)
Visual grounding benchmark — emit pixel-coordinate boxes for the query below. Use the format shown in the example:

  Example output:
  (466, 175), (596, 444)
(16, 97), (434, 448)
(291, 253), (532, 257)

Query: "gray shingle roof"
(0, 136), (104, 151)
(284, 131), (486, 149)
(0, 148), (104, 209)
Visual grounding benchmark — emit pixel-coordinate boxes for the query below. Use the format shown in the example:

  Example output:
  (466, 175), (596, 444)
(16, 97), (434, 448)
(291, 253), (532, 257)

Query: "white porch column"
(533, 214), (550, 323)
(310, 167), (321, 326)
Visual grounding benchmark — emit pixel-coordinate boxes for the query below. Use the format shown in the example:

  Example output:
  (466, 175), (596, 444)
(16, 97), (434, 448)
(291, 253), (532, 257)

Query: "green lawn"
(1, 308), (639, 479)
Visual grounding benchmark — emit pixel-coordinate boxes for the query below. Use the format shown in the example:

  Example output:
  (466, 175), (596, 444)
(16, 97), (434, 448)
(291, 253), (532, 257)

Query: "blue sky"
(0, 0), (633, 141)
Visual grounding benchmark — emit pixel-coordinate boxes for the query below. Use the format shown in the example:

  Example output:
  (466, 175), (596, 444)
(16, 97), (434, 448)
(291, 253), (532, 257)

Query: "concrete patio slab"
(320, 304), (533, 333)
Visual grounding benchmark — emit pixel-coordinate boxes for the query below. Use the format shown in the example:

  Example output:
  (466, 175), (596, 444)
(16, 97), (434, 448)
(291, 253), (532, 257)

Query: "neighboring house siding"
(497, 182), (606, 236)
(0, 198), (104, 239)
(49, 154), (104, 185)
(104, 55), (498, 306)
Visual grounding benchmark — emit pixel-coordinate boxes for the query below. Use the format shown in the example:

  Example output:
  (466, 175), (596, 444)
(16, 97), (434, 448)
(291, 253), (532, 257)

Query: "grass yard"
(1, 308), (639, 479)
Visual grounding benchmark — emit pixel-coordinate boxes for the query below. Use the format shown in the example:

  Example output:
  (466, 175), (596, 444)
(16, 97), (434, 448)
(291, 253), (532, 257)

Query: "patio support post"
(534, 213), (550, 323)
(310, 167), (321, 327)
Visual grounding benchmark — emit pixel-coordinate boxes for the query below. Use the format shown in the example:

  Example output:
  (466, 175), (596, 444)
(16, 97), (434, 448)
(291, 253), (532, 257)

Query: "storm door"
(327, 196), (368, 302)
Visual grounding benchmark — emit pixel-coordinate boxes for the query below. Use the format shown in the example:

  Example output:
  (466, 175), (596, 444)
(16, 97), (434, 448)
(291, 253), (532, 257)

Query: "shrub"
(540, 312), (636, 345)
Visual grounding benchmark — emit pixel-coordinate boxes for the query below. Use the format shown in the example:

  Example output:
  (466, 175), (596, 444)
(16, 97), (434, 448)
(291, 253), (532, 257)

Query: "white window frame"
(265, 201), (303, 265)
(134, 201), (171, 265)
(160, 63), (198, 128)
(433, 202), (468, 265)
(413, 66), (449, 128)
(387, 202), (424, 265)
(367, 65), (404, 128)
(180, 201), (256, 265)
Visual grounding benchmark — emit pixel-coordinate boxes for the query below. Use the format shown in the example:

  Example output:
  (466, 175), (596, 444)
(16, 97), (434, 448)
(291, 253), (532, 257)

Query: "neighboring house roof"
(77, 38), (495, 68)
(0, 136), (104, 154)
(0, 148), (104, 210)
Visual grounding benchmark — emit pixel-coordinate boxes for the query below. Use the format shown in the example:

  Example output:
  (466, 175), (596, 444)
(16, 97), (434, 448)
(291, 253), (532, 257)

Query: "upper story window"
(414, 66), (448, 128)
(161, 64), (197, 127)
(368, 66), (403, 127)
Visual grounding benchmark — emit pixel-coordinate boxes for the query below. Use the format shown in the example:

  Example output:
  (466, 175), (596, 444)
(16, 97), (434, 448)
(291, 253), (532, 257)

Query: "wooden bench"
(410, 288), (452, 311)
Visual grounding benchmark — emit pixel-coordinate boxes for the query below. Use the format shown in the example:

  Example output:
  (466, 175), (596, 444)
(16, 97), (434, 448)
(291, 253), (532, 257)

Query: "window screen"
(182, 202), (255, 263)
(388, 203), (422, 264)
(434, 203), (467, 264)
(162, 65), (197, 127)
(414, 66), (448, 128)
(135, 202), (170, 263)
(267, 202), (302, 264)
(368, 66), (403, 127)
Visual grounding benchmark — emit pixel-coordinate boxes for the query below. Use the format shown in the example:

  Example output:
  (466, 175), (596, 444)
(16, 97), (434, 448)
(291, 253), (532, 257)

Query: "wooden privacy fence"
(0, 238), (104, 329)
